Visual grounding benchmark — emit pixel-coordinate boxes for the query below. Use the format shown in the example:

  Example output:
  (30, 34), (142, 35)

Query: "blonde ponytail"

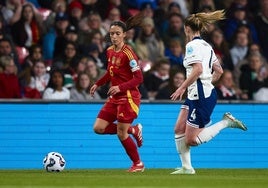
(185, 9), (225, 33)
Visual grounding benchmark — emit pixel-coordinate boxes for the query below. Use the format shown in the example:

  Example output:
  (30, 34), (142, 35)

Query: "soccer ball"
(43, 152), (66, 172)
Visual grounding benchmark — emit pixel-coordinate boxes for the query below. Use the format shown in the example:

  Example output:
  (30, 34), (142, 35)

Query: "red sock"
(103, 123), (117, 134)
(121, 136), (140, 164)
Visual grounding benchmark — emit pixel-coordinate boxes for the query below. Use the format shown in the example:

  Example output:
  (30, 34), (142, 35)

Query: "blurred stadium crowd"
(0, 0), (267, 101)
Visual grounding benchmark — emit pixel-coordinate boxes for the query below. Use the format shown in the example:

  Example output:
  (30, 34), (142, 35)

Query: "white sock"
(175, 134), (192, 169)
(196, 120), (228, 145)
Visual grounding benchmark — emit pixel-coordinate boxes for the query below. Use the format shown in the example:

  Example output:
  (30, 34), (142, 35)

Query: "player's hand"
(90, 84), (98, 97)
(170, 87), (186, 101)
(107, 86), (120, 96)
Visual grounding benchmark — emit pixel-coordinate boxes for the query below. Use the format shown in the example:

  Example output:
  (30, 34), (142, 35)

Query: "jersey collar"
(192, 36), (202, 40)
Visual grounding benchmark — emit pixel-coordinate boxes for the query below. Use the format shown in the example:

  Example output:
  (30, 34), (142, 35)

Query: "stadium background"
(0, 100), (267, 169)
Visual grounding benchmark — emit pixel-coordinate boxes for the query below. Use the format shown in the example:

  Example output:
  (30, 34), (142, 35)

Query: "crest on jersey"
(111, 56), (116, 64)
(116, 58), (121, 66)
(186, 46), (193, 55)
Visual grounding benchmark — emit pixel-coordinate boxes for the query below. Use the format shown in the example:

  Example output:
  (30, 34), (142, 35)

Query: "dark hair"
(105, 12), (145, 43)
(46, 68), (65, 92)
(28, 44), (42, 56)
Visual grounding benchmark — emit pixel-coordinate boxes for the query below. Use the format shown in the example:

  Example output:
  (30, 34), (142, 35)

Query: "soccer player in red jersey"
(90, 13), (145, 172)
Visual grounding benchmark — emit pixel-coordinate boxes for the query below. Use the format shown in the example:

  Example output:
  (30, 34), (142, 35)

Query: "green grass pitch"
(0, 169), (267, 188)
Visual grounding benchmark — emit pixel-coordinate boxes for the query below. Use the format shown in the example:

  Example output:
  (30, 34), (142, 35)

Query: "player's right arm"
(90, 71), (110, 96)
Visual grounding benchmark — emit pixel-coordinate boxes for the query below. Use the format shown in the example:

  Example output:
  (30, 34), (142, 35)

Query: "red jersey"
(96, 44), (143, 100)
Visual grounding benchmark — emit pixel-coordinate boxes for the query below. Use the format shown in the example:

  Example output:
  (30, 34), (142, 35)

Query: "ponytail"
(185, 9), (225, 33)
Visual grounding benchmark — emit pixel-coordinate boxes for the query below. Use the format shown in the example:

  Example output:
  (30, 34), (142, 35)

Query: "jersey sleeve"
(211, 50), (219, 65)
(95, 71), (110, 86)
(184, 43), (202, 66)
(119, 59), (143, 92)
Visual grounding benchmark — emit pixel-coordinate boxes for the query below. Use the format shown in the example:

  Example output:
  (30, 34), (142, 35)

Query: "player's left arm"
(212, 60), (223, 84)
(119, 59), (143, 92)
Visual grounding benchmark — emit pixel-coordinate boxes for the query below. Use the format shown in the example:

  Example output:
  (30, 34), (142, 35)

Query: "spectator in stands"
(143, 58), (171, 100)
(125, 28), (137, 53)
(224, 4), (258, 44)
(18, 44), (43, 89)
(78, 11), (107, 44)
(68, 0), (84, 29)
(229, 30), (249, 67)
(139, 2), (154, 18)
(54, 24), (79, 58)
(239, 52), (268, 100)
(75, 56), (88, 74)
(22, 44), (43, 69)
(135, 17), (165, 65)
(159, 12), (185, 48)
(0, 37), (20, 72)
(0, 14), (12, 40)
(44, 0), (68, 33)
(43, 6), (69, 62)
(155, 69), (186, 100)
(196, 0), (216, 13)
(164, 39), (184, 70)
(96, 0), (131, 21)
(42, 68), (70, 100)
(209, 28), (234, 71)
(85, 57), (107, 98)
(28, 60), (50, 95)
(153, 0), (173, 29)
(88, 30), (106, 55)
(52, 13), (71, 57)
(156, 1), (184, 42)
(168, 2), (182, 15)
(82, 43), (105, 69)
(254, 0), (268, 60)
(64, 25), (79, 44)
(21, 60), (49, 99)
(70, 72), (101, 100)
(102, 7), (121, 32)
(233, 43), (266, 88)
(53, 41), (81, 89)
(0, 55), (21, 98)
(1, 0), (25, 26)
(80, 0), (98, 17)
(11, 3), (44, 48)
(226, 0), (256, 20)
(215, 69), (241, 100)
(70, 55), (89, 82)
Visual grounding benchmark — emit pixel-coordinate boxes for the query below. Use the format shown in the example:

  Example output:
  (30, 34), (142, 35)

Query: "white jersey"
(183, 38), (218, 100)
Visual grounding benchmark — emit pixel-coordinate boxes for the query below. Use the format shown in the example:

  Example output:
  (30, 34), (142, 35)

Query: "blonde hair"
(185, 9), (225, 33)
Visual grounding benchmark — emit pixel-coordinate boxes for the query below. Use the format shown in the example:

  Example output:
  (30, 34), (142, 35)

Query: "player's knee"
(93, 126), (104, 134)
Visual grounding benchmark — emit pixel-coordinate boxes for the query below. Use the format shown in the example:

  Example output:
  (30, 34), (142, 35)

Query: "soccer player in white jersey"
(170, 10), (248, 175)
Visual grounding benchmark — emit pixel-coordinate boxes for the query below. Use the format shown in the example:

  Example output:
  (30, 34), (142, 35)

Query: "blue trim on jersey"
(192, 36), (202, 40)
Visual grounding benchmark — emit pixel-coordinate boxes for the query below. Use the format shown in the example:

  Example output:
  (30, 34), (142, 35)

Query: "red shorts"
(97, 97), (140, 123)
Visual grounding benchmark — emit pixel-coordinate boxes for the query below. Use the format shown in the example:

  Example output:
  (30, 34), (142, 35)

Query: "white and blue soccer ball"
(43, 152), (66, 172)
